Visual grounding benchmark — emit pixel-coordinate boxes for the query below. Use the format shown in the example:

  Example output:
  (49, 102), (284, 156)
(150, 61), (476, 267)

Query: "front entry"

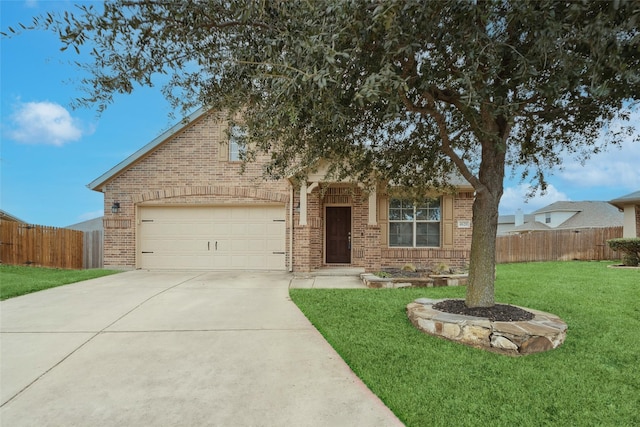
(326, 207), (351, 264)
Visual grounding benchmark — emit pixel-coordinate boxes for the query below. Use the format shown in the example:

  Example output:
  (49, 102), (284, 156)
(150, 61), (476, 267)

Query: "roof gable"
(88, 107), (208, 191)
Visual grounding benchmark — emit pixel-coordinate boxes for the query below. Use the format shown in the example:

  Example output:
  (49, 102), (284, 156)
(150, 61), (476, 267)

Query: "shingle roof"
(609, 190), (640, 209)
(510, 221), (551, 233)
(502, 201), (623, 234)
(556, 201), (623, 229)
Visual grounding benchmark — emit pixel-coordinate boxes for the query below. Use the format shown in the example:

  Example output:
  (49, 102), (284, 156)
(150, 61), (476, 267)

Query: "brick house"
(89, 108), (474, 272)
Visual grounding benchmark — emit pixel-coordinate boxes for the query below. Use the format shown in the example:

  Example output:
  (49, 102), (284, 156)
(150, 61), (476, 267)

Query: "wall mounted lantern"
(111, 202), (121, 214)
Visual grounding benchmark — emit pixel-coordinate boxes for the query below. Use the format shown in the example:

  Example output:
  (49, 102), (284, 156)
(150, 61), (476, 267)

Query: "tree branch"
(398, 89), (483, 191)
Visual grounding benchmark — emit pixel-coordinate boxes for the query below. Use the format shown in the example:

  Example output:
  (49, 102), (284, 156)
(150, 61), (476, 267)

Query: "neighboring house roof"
(502, 201), (623, 234)
(0, 209), (27, 223)
(534, 201), (623, 229)
(497, 213), (537, 235)
(88, 107), (208, 191)
(510, 221), (551, 233)
(498, 214), (536, 225)
(609, 190), (640, 209)
(66, 217), (104, 232)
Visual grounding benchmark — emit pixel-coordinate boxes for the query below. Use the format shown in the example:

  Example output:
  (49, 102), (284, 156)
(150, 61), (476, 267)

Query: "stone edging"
(607, 264), (640, 270)
(360, 273), (467, 288)
(407, 298), (568, 356)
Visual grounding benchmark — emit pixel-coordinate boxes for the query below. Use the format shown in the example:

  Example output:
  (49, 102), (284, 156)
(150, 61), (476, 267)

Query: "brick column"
(364, 225), (381, 272)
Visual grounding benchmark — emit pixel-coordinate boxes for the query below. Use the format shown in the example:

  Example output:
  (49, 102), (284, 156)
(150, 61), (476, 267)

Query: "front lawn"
(0, 265), (120, 300)
(290, 261), (639, 426)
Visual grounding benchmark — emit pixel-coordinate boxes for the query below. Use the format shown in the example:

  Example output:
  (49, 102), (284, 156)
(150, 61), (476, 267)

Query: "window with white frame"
(228, 125), (246, 162)
(389, 198), (441, 247)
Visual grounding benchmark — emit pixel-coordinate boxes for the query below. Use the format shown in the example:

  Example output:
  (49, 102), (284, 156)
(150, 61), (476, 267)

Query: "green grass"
(0, 265), (121, 300)
(290, 261), (640, 427)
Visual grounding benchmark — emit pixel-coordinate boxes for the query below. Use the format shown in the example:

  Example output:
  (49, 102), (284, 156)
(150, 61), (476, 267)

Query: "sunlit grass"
(0, 265), (120, 300)
(290, 261), (640, 426)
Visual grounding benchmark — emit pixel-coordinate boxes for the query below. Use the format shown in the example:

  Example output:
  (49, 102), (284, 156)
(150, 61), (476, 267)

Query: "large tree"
(9, 0), (638, 307)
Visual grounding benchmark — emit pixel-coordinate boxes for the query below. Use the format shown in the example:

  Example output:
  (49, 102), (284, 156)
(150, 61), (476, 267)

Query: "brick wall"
(100, 112), (290, 269)
(378, 191), (473, 271)
(97, 110), (474, 271)
(291, 185), (473, 272)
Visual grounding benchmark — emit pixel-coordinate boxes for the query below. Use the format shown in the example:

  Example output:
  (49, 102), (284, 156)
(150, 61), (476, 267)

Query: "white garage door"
(138, 205), (286, 270)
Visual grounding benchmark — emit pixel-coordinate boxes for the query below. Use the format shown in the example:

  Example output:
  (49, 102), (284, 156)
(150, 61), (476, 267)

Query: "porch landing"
(290, 267), (366, 289)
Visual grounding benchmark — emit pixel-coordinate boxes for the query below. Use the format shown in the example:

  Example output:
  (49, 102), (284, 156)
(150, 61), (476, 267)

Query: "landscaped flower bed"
(361, 265), (468, 288)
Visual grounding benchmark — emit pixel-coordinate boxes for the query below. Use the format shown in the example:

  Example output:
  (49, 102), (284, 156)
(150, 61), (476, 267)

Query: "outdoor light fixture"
(111, 202), (121, 214)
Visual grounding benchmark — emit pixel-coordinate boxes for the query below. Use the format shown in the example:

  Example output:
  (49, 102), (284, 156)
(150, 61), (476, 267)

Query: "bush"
(607, 238), (640, 266)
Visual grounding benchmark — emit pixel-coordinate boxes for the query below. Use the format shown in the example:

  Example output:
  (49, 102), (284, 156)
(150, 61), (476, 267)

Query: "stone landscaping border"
(407, 298), (568, 356)
(360, 273), (468, 288)
(607, 264), (640, 270)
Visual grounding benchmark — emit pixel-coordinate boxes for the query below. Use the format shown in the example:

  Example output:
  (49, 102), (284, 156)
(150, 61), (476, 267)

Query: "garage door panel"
(143, 238), (209, 253)
(266, 239), (284, 251)
(140, 254), (214, 270)
(230, 240), (250, 251)
(139, 205), (286, 270)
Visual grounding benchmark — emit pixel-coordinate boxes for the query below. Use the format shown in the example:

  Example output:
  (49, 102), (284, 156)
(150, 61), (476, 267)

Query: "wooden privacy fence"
(0, 220), (83, 269)
(83, 230), (103, 269)
(496, 226), (623, 263)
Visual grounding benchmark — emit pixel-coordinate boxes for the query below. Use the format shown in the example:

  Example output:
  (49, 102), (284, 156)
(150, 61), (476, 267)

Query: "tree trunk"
(465, 188), (501, 307)
(465, 133), (506, 308)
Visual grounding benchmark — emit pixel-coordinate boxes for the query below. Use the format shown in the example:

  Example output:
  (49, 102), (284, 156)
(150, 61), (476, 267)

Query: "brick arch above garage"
(131, 186), (290, 204)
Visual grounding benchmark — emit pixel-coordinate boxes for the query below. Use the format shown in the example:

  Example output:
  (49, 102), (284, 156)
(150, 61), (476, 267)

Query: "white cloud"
(500, 184), (569, 214)
(7, 101), (84, 146)
(557, 107), (640, 189)
(558, 139), (640, 189)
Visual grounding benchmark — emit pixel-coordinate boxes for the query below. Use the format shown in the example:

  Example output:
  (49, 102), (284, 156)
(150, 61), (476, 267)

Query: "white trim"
(368, 189), (377, 225)
(299, 183), (308, 226)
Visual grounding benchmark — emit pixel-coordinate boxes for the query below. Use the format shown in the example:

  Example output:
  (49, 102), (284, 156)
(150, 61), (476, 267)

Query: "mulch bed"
(433, 299), (535, 322)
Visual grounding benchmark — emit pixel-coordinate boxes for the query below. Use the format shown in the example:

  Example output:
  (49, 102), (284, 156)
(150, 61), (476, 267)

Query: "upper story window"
(545, 212), (551, 224)
(228, 125), (246, 162)
(389, 198), (441, 247)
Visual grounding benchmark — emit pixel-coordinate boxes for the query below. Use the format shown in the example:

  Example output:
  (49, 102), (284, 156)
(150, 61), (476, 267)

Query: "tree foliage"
(7, 0), (638, 306)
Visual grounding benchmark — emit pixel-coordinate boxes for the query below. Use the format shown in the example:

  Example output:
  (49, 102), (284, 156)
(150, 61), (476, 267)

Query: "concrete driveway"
(0, 270), (403, 426)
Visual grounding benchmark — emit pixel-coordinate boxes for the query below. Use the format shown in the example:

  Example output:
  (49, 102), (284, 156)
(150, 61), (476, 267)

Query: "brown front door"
(326, 207), (351, 264)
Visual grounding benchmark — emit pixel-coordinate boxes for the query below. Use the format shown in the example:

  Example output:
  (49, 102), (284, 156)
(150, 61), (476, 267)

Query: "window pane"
(389, 208), (402, 221)
(401, 200), (414, 220)
(416, 223), (440, 247)
(229, 125), (246, 161)
(389, 222), (413, 247)
(390, 199), (413, 220)
(402, 207), (414, 220)
(416, 198), (441, 220)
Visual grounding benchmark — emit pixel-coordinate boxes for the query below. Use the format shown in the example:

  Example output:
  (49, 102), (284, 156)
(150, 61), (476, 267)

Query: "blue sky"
(2, 1), (639, 227)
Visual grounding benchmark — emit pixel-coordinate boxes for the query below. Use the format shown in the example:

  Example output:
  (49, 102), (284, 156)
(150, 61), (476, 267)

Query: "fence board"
(0, 220), (84, 269)
(496, 226), (623, 263)
(83, 230), (103, 269)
